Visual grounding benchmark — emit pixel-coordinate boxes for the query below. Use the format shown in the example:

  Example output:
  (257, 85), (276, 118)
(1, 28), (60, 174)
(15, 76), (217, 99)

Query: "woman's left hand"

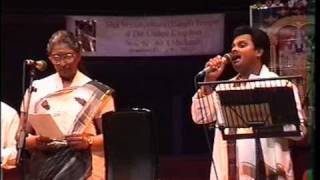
(65, 133), (94, 150)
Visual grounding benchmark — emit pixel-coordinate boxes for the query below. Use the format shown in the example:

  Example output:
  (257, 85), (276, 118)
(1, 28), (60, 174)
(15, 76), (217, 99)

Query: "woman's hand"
(25, 134), (58, 152)
(65, 133), (94, 150)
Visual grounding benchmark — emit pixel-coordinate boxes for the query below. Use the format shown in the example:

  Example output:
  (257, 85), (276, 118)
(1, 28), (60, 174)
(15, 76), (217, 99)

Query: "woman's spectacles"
(49, 53), (76, 64)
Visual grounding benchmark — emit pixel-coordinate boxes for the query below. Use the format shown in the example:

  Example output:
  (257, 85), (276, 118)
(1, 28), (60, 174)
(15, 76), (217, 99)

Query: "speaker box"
(102, 109), (159, 180)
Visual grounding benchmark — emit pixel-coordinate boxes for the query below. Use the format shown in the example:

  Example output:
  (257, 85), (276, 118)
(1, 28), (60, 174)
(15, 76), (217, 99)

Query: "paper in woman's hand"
(28, 114), (64, 140)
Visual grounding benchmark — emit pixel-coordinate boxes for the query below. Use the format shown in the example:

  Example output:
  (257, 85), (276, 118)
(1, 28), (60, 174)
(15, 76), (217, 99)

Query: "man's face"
(49, 44), (81, 81)
(231, 34), (261, 75)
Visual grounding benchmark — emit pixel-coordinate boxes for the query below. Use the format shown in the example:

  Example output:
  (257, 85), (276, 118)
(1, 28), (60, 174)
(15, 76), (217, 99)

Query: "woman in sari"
(21, 30), (115, 180)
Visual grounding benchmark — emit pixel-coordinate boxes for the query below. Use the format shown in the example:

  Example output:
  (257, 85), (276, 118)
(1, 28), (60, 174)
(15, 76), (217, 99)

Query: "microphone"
(25, 59), (47, 71)
(197, 53), (235, 76)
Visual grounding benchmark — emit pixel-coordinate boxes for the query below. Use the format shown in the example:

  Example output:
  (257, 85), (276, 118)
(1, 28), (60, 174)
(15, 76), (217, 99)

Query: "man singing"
(191, 25), (306, 179)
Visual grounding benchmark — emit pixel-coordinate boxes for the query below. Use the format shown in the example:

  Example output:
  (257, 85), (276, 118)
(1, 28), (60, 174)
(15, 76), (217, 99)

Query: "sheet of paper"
(28, 114), (64, 140)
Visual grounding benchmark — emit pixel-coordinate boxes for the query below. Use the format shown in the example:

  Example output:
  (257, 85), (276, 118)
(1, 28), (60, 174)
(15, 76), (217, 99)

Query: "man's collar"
(235, 65), (270, 80)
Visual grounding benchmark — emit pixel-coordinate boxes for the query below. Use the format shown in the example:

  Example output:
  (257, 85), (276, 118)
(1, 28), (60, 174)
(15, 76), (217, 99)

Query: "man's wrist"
(197, 86), (213, 98)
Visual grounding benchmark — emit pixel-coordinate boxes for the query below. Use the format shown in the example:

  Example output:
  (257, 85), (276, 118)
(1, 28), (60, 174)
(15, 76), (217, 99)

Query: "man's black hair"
(233, 25), (271, 66)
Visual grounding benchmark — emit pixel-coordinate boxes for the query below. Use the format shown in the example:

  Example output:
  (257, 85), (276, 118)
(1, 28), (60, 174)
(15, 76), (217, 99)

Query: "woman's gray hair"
(47, 30), (81, 55)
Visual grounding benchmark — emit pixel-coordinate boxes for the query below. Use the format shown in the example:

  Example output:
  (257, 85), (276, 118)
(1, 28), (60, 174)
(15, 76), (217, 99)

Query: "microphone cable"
(193, 73), (219, 180)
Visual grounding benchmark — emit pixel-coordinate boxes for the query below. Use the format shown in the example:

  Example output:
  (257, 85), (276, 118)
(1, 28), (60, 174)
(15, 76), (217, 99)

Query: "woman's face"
(49, 43), (81, 81)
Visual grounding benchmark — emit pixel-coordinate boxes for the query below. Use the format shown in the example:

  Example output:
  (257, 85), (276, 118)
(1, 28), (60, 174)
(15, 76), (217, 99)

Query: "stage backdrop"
(250, 2), (315, 121)
(65, 14), (225, 57)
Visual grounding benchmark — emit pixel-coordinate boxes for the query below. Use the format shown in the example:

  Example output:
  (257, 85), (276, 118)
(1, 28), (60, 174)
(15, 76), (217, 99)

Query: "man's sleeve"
(191, 90), (217, 124)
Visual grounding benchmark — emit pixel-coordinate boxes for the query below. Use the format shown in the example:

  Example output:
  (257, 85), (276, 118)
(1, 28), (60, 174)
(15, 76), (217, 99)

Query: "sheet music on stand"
(198, 75), (304, 139)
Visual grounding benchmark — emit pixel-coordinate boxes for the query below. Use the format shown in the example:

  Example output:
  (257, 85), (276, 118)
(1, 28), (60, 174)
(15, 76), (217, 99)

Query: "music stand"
(197, 75), (303, 180)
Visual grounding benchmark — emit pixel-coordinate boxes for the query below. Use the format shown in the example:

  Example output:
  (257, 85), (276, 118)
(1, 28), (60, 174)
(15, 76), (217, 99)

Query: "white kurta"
(1, 101), (20, 169)
(22, 71), (115, 180)
(191, 65), (305, 180)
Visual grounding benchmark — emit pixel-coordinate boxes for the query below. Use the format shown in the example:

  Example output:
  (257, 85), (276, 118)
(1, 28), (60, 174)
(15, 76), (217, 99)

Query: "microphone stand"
(193, 73), (219, 180)
(16, 62), (37, 168)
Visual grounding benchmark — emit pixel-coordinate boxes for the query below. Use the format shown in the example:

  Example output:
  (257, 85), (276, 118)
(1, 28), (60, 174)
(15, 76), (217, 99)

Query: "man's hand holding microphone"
(197, 53), (236, 97)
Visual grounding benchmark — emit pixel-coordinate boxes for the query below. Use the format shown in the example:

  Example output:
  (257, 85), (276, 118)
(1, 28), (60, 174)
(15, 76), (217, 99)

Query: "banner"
(65, 14), (225, 57)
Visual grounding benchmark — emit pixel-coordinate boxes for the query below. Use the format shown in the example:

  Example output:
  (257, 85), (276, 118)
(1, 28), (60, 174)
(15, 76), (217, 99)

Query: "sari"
(26, 80), (113, 180)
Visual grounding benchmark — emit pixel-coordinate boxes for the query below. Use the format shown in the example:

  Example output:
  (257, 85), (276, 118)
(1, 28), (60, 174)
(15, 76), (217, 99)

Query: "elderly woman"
(21, 30), (115, 180)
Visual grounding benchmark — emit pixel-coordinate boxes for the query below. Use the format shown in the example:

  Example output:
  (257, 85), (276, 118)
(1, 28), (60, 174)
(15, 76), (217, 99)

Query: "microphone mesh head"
(223, 53), (234, 61)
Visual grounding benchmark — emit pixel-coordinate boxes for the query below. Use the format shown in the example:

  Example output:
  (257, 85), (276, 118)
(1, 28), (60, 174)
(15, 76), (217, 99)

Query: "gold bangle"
(87, 136), (94, 149)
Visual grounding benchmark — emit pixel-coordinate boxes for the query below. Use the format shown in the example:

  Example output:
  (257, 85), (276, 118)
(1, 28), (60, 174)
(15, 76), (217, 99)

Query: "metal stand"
(197, 76), (303, 179)
(253, 127), (266, 180)
(16, 64), (37, 166)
